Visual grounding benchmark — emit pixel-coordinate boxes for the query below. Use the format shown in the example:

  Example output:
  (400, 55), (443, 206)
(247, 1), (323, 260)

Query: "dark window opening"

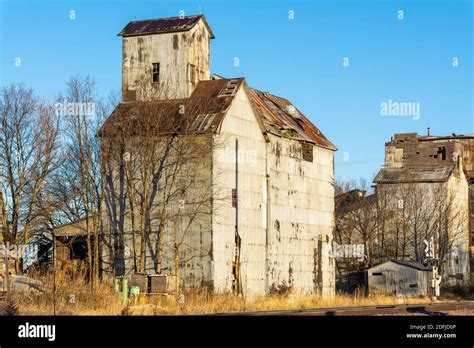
(372, 272), (383, 276)
(152, 63), (160, 83)
(437, 146), (446, 161)
(409, 284), (418, 288)
(302, 143), (313, 162)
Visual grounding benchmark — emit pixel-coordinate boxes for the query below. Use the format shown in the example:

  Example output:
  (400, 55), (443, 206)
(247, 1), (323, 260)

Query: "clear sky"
(0, 0), (472, 182)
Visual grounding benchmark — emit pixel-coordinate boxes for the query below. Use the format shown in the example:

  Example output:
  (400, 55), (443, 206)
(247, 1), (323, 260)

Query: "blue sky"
(0, 0), (472, 181)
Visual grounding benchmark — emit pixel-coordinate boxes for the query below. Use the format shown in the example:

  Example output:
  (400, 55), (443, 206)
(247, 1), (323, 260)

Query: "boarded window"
(394, 148), (403, 162)
(302, 143), (313, 162)
(232, 189), (237, 207)
(152, 63), (160, 83)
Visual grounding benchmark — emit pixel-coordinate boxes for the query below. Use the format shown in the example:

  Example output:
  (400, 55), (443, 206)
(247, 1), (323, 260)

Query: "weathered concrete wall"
(267, 136), (335, 297)
(379, 134), (472, 286)
(445, 167), (470, 286)
(425, 137), (474, 283)
(99, 136), (214, 289)
(122, 18), (211, 101)
(385, 137), (463, 170)
(212, 86), (268, 295)
(212, 86), (336, 297)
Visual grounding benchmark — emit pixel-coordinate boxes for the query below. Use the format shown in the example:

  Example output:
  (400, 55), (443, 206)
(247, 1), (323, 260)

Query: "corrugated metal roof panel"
(249, 88), (336, 150)
(100, 77), (336, 152)
(373, 166), (454, 184)
(118, 15), (215, 39)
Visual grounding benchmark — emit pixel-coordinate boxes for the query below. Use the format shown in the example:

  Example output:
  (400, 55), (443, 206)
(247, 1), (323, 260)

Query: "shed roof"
(373, 166), (455, 184)
(100, 77), (336, 151)
(369, 260), (432, 271)
(118, 15), (215, 39)
(390, 260), (432, 271)
(54, 218), (89, 237)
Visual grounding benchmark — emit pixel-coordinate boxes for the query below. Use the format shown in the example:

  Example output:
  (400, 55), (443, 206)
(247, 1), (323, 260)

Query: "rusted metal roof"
(99, 98), (232, 137)
(374, 166), (455, 184)
(118, 15), (215, 39)
(98, 79), (241, 137)
(249, 88), (336, 151)
(100, 77), (336, 152)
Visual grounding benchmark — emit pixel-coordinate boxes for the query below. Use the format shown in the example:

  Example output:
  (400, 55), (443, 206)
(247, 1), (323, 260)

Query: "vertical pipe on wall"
(233, 138), (242, 295)
(265, 141), (271, 293)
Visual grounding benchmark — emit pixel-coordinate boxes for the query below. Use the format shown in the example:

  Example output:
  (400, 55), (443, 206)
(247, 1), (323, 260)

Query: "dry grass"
(130, 289), (433, 315)
(15, 265), (122, 315)
(11, 269), (435, 315)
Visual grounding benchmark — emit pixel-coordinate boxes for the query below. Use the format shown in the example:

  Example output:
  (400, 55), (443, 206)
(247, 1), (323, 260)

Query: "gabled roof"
(118, 15), (215, 39)
(99, 77), (336, 151)
(390, 259), (432, 271)
(369, 259), (432, 271)
(373, 166), (455, 184)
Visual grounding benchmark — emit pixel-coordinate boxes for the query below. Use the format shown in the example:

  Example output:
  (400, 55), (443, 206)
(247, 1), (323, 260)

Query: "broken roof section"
(118, 15), (215, 39)
(374, 166), (455, 184)
(212, 75), (336, 150)
(100, 76), (336, 151)
(249, 89), (335, 150)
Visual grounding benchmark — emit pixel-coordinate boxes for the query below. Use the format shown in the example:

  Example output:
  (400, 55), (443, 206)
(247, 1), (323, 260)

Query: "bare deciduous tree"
(0, 84), (61, 255)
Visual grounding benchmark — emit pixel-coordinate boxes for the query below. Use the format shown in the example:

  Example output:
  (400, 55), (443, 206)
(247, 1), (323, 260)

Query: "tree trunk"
(174, 243), (180, 295)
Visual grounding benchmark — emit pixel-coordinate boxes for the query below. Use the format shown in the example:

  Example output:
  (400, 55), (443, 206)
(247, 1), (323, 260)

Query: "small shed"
(367, 260), (432, 297)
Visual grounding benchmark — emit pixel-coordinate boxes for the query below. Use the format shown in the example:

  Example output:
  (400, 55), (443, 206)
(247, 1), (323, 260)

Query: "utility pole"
(433, 210), (442, 299)
(4, 241), (10, 300)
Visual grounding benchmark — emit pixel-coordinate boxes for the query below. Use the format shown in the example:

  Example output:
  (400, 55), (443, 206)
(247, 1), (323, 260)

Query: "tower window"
(152, 63), (160, 83)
